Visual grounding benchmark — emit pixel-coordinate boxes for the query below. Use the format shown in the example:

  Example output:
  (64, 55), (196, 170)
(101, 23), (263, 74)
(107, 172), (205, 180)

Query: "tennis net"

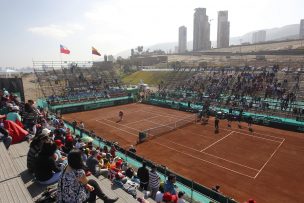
(142, 114), (196, 139)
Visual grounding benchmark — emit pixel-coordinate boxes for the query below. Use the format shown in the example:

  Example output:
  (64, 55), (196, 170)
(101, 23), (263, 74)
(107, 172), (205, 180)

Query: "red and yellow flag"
(92, 47), (101, 56)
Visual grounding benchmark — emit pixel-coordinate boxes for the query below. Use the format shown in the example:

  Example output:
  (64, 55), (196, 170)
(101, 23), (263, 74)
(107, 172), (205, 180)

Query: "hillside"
(116, 24), (301, 57)
(122, 71), (172, 85)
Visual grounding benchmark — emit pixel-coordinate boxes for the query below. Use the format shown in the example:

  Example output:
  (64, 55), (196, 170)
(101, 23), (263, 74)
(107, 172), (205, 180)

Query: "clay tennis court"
(64, 103), (304, 203)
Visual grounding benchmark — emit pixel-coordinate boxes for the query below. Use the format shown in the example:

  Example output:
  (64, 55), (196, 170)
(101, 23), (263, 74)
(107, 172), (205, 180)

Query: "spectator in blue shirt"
(164, 174), (177, 195)
(6, 106), (21, 123)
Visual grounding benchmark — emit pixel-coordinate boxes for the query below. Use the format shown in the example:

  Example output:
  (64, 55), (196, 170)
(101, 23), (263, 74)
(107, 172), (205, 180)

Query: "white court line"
(202, 122), (285, 142)
(140, 109), (187, 120)
(157, 137), (259, 171)
(93, 109), (144, 121)
(200, 131), (235, 152)
(234, 131), (282, 144)
(253, 139), (285, 179)
(95, 119), (138, 137)
(152, 140), (255, 179)
(143, 119), (174, 129)
(181, 129), (215, 140)
(125, 115), (160, 125)
(197, 123), (284, 143)
(102, 118), (143, 133)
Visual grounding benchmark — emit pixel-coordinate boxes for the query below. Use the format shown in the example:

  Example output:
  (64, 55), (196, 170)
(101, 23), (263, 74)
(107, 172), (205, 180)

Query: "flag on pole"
(92, 47), (101, 56)
(60, 44), (70, 54)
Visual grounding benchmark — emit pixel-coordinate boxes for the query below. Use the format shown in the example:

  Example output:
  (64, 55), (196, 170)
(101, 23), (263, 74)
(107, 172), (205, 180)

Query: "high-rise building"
(193, 8), (211, 51)
(178, 26), (187, 53)
(252, 30), (266, 43)
(300, 19), (304, 39)
(217, 11), (230, 48)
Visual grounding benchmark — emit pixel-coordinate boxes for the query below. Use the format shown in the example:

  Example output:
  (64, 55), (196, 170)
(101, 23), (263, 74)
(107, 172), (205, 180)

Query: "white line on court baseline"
(157, 137), (259, 171)
(152, 140), (255, 179)
(253, 139), (285, 179)
(200, 131), (235, 152)
(95, 119), (138, 137)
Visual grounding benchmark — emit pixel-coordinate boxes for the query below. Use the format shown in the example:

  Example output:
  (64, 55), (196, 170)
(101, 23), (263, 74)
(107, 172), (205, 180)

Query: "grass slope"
(122, 71), (172, 85)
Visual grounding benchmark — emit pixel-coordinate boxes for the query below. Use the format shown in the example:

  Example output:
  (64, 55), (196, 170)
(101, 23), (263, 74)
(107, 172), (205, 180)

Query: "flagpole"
(60, 53), (62, 66)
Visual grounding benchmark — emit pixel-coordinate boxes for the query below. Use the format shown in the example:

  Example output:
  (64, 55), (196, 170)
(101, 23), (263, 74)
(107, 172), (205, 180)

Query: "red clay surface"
(64, 103), (304, 203)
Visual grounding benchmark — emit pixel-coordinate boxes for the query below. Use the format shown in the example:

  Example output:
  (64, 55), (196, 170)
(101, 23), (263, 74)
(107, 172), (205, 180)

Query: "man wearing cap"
(54, 139), (67, 163)
(244, 199), (256, 203)
(162, 192), (177, 203)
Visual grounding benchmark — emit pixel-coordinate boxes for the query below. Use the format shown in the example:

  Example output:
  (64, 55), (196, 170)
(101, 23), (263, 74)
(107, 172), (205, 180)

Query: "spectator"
(103, 145), (109, 154)
(137, 161), (149, 191)
(0, 115), (12, 149)
(125, 165), (135, 179)
(155, 184), (165, 203)
(149, 164), (160, 200)
(162, 192), (177, 203)
(34, 140), (62, 185)
(110, 145), (116, 158)
(211, 185), (221, 193)
(72, 120), (77, 133)
(27, 128), (50, 173)
(177, 191), (186, 203)
(164, 174), (177, 195)
(6, 105), (21, 123)
(79, 121), (84, 137)
(54, 139), (67, 163)
(129, 145), (137, 153)
(244, 199), (256, 203)
(57, 150), (118, 203)
(76, 138), (85, 149)
(62, 135), (74, 154)
(23, 102), (39, 135)
(86, 149), (105, 177)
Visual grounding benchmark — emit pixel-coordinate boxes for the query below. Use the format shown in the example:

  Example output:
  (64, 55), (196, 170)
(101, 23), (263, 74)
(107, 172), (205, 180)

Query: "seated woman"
(57, 150), (118, 203)
(34, 140), (62, 184)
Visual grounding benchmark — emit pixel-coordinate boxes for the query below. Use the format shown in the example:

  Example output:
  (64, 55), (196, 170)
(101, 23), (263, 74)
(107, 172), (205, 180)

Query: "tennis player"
(214, 116), (219, 133)
(117, 110), (124, 123)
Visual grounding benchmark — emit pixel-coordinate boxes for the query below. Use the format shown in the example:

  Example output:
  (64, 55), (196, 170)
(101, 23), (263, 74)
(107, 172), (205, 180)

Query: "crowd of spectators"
(0, 87), (190, 203)
(47, 87), (127, 105)
(157, 66), (303, 116)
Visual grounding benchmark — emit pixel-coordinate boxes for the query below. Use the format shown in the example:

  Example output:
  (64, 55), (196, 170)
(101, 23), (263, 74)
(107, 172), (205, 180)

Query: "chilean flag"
(60, 44), (70, 54)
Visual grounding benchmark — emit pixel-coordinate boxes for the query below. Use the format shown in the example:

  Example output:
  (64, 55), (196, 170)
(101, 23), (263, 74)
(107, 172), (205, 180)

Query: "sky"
(0, 0), (303, 67)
